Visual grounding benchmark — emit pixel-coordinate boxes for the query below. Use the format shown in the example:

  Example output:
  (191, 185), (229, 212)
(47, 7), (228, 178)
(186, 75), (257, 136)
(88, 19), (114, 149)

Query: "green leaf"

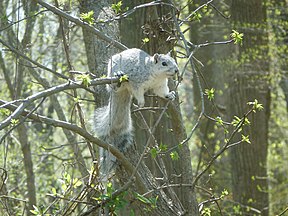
(134, 192), (157, 209)
(51, 187), (57, 195)
(30, 210), (39, 215)
(150, 148), (158, 158)
(111, 1), (124, 14)
(170, 151), (179, 161)
(142, 37), (150, 44)
(243, 117), (250, 126)
(119, 74), (129, 83)
(80, 10), (95, 25)
(230, 30), (244, 45)
(65, 173), (71, 183)
(247, 99), (264, 112)
(76, 74), (91, 87)
(215, 116), (224, 126)
(134, 192), (151, 204)
(106, 182), (113, 196)
(201, 207), (212, 216)
(30, 205), (40, 215)
(10, 118), (19, 126)
(73, 178), (82, 188)
(220, 189), (229, 199)
(191, 12), (202, 22)
(61, 183), (67, 192)
(205, 88), (215, 100)
(241, 134), (251, 144)
(100, 74), (107, 78)
(159, 144), (168, 151)
(231, 116), (241, 127)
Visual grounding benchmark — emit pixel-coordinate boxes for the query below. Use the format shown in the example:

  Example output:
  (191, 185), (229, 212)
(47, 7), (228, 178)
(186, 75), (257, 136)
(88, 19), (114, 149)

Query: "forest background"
(0, 0), (287, 215)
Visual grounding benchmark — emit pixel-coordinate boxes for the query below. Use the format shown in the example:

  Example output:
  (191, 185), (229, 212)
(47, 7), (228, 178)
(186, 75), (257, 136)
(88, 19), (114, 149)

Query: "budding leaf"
(142, 37), (150, 44)
(205, 88), (215, 100)
(119, 74), (129, 83)
(76, 74), (91, 87)
(80, 11), (95, 25)
(230, 30), (244, 45)
(241, 134), (251, 144)
(170, 151), (179, 161)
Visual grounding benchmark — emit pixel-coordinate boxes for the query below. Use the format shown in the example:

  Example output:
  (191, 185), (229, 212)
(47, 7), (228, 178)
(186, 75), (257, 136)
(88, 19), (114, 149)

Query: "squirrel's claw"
(115, 71), (126, 78)
(165, 91), (176, 101)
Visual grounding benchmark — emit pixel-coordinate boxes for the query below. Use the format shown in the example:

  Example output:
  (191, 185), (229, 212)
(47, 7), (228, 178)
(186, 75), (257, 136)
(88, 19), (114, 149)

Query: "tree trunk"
(268, 1), (288, 214)
(119, 1), (198, 215)
(228, 1), (270, 215)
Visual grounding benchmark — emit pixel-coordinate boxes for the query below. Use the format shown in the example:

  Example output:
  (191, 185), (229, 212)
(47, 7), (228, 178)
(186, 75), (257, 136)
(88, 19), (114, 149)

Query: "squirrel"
(94, 48), (179, 176)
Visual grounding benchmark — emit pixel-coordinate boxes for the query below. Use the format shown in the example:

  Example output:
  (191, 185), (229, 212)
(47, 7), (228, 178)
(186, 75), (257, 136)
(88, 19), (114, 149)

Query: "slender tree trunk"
(228, 1), (270, 215)
(13, 1), (39, 213)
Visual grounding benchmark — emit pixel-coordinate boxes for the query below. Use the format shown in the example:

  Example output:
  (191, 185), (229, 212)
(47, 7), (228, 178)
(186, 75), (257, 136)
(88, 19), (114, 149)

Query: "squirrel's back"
(108, 48), (153, 84)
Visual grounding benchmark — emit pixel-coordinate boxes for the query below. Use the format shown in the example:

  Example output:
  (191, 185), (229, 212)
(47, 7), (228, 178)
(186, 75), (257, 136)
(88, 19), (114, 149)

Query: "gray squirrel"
(94, 48), (179, 176)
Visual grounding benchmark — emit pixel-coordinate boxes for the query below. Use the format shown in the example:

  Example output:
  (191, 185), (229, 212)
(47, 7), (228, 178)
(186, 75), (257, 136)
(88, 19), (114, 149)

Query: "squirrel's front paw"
(165, 91), (176, 101)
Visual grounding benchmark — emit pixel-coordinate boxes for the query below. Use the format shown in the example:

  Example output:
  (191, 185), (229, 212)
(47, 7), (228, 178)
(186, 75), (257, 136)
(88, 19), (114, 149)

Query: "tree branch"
(34, 0), (128, 51)
(0, 99), (142, 187)
(0, 77), (118, 131)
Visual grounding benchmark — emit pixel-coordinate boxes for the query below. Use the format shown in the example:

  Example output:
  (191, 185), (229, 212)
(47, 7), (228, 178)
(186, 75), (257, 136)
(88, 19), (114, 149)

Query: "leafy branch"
(192, 99), (263, 188)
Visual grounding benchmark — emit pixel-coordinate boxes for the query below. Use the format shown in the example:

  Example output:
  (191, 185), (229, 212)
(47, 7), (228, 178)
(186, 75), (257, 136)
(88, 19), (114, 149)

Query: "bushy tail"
(94, 88), (133, 177)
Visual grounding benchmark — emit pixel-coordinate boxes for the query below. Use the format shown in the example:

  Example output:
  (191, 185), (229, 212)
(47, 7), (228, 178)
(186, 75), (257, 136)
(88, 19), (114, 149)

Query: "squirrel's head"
(152, 52), (179, 77)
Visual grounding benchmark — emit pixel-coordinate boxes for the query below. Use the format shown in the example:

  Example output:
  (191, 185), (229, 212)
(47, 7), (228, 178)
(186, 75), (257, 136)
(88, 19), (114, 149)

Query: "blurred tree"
(268, 0), (288, 214)
(228, 0), (270, 215)
(0, 1), (39, 213)
(188, 0), (232, 189)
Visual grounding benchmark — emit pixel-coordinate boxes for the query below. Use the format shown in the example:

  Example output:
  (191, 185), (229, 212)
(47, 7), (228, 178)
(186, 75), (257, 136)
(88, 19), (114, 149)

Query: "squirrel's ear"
(153, 53), (160, 64)
(166, 51), (172, 56)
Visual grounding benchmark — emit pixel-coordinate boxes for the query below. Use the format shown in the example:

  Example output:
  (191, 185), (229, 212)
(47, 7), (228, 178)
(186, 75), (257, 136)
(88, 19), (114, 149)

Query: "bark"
(228, 1), (270, 215)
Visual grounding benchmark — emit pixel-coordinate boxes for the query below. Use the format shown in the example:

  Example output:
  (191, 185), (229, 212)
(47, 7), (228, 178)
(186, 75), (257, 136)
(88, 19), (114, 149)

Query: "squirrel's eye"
(162, 62), (168, 66)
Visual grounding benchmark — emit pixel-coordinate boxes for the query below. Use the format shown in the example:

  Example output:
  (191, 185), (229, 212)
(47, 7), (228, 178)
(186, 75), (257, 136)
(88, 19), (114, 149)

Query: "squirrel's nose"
(175, 69), (179, 74)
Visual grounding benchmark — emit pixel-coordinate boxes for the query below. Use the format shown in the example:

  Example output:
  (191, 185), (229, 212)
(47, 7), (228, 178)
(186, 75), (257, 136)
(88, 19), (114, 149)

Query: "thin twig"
(0, 38), (69, 80)
(0, 99), (143, 189)
(0, 77), (118, 130)
(192, 109), (254, 188)
(35, 0), (128, 51)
